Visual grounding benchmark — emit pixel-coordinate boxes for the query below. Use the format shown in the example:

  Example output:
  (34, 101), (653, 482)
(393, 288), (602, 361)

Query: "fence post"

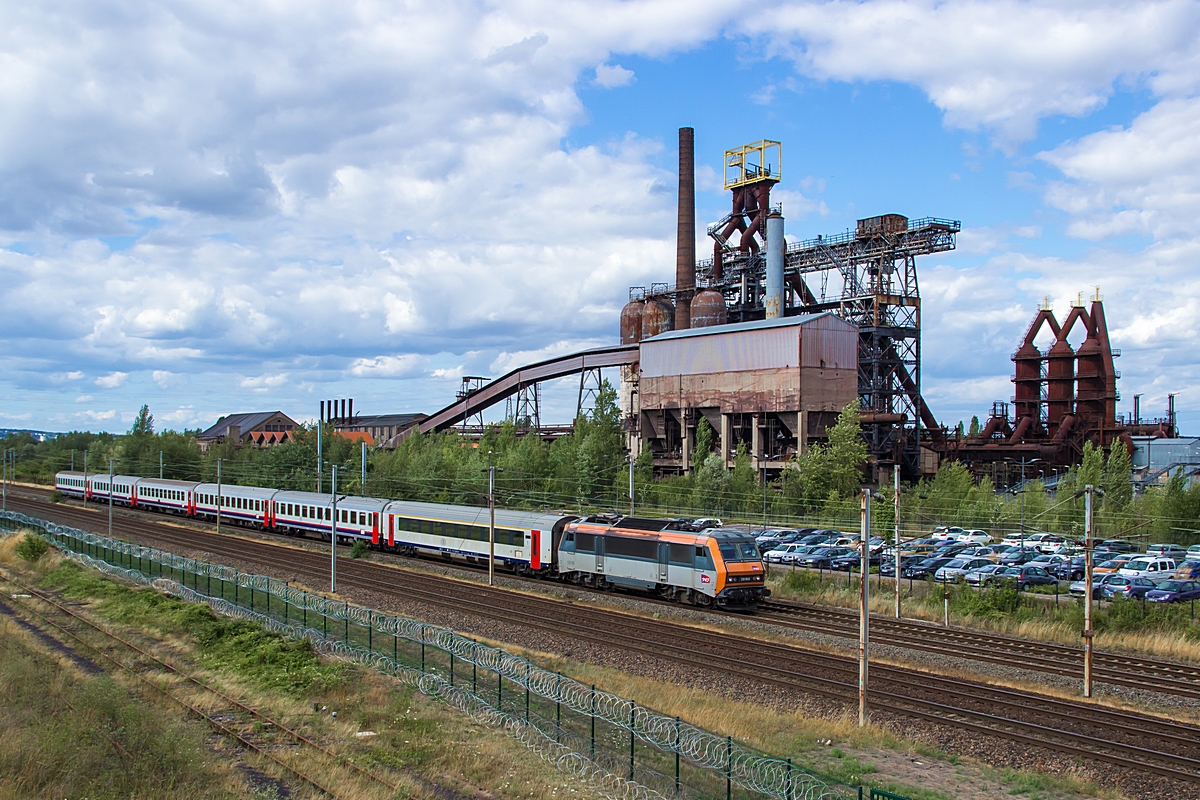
(394, 631), (398, 663)
(525, 659), (530, 722)
(421, 626), (426, 674)
(675, 716), (681, 794)
(497, 668), (503, 710)
(726, 735), (732, 800)
(450, 648), (455, 687)
(629, 702), (636, 781)
(786, 758), (792, 800)
(368, 613), (372, 653)
(472, 640), (477, 694)
(556, 673), (562, 732)
(590, 685), (596, 759)
(344, 602), (349, 642)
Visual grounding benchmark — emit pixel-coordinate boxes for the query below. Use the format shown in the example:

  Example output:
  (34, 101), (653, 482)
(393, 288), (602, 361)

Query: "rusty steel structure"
(936, 292), (1177, 480)
(626, 135), (959, 477)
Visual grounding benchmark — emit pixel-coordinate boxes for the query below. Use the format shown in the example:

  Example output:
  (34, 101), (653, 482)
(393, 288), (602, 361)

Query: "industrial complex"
(335, 127), (1185, 486)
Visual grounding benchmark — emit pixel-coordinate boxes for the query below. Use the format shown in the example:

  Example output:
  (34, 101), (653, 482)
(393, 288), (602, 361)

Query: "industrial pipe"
(765, 211), (784, 319)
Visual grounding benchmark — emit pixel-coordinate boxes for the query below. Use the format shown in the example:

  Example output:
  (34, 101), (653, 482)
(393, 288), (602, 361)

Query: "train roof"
(383, 498), (571, 530)
(196, 482), (280, 497)
(136, 477), (201, 489)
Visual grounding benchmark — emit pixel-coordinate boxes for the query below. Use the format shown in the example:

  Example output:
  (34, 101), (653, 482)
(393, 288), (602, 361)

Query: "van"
(1147, 543), (1187, 559)
(1118, 556), (1178, 583)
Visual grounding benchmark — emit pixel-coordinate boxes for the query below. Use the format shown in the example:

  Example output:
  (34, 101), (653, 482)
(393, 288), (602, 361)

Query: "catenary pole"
(1084, 484), (1095, 698)
(488, 455), (496, 586)
(361, 441), (367, 496)
(859, 488), (871, 727)
(894, 465), (902, 619)
(3, 448), (7, 512)
(108, 458), (114, 538)
(331, 465), (339, 593)
(159, 450), (163, 479)
(316, 418), (322, 494)
(628, 453), (635, 516)
(216, 459), (222, 535)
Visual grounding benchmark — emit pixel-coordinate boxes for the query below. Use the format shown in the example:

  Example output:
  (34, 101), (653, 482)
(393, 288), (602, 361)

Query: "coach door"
(657, 543), (669, 582)
(595, 536), (605, 573)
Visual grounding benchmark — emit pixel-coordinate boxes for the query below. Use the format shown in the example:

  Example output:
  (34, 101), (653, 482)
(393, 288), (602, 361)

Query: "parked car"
(1069, 573), (1126, 599)
(902, 556), (957, 580)
(830, 550), (882, 571)
(1146, 543), (1188, 560)
(932, 526), (967, 541)
(1172, 560), (1200, 580)
(1094, 554), (1137, 574)
(800, 532), (836, 545)
(932, 543), (972, 557)
(1102, 575), (1158, 600)
(995, 565), (1059, 592)
(1146, 580), (1200, 604)
(955, 529), (994, 544)
(1118, 556), (1178, 583)
(763, 544), (814, 564)
(879, 555), (925, 577)
(963, 564), (1010, 586)
(755, 528), (800, 547)
(1053, 556), (1089, 582)
(1187, 544), (1200, 560)
(793, 547), (855, 570)
(999, 548), (1041, 566)
(934, 557), (994, 582)
(1026, 553), (1070, 572)
(965, 545), (1008, 561)
(1101, 539), (1137, 554)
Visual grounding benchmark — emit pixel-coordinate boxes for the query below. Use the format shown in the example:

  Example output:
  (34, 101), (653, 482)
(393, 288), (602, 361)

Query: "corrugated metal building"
(630, 312), (857, 472)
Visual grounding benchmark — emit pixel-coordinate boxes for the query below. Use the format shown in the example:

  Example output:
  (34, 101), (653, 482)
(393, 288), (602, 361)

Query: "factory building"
(630, 313), (857, 471)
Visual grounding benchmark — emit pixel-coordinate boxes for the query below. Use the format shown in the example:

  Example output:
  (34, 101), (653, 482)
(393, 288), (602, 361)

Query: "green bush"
(15, 532), (49, 562)
(781, 569), (821, 593)
(349, 540), (369, 559)
(49, 490), (63, 503)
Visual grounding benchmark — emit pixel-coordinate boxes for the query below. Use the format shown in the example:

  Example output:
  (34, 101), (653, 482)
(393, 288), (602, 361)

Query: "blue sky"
(1, 0), (1198, 435)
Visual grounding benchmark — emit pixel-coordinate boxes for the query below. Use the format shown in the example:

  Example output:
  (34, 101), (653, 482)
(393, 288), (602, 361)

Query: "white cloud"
(95, 372), (128, 388)
(81, 410), (117, 421)
(348, 354), (428, 378)
(1040, 96), (1200, 240)
(240, 373), (288, 392)
(594, 63), (635, 88)
(74, 395), (94, 403)
(0, 412), (32, 421)
(152, 370), (179, 388)
(746, 0), (1200, 145)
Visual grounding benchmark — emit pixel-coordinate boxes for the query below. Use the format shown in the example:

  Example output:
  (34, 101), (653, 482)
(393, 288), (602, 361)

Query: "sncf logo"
(700, 574), (712, 584)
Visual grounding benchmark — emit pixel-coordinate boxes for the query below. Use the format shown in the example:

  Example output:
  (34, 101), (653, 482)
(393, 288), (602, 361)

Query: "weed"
(14, 532), (49, 563)
(49, 489), (64, 503)
(41, 562), (344, 696)
(350, 539), (369, 559)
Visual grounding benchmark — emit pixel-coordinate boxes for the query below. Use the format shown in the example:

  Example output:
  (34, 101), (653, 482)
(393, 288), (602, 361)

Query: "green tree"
(968, 415), (981, 437)
(692, 417), (714, 474)
(1103, 441), (1133, 510)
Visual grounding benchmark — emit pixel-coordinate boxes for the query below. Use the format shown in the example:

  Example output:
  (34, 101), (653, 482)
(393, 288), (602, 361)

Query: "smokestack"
(319, 400), (324, 423)
(675, 127), (695, 330)
(1133, 395), (1141, 426)
(765, 210), (784, 318)
(348, 398), (354, 424)
(341, 399), (346, 423)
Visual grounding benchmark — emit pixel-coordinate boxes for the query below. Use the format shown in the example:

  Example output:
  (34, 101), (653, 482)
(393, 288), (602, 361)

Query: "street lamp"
(1005, 457), (1041, 551)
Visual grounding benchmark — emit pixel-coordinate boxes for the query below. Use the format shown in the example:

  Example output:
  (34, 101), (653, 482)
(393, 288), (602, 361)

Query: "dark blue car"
(1146, 580), (1200, 603)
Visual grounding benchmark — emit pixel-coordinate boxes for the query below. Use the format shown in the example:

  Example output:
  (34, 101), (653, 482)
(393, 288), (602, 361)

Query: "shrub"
(49, 490), (63, 503)
(781, 569), (821, 593)
(15, 533), (49, 563)
(349, 540), (369, 559)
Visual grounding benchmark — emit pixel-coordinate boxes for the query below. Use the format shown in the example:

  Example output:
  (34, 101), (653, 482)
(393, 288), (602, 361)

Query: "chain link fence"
(2, 511), (896, 800)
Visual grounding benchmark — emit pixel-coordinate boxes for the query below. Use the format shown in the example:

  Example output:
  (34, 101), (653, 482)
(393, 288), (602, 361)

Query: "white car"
(932, 526), (966, 541)
(764, 544), (811, 564)
(955, 529), (993, 544)
(1118, 556), (1178, 583)
(934, 557), (994, 582)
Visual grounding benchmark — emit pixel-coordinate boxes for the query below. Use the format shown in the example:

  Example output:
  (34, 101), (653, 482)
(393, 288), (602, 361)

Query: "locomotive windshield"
(718, 539), (762, 562)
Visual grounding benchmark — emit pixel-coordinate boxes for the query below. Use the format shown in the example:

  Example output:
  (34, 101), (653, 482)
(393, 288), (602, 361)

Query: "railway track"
(15, 485), (1200, 702)
(8, 490), (1200, 792)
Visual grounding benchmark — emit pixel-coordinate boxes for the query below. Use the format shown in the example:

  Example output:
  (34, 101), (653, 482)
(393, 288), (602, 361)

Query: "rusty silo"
(690, 289), (727, 328)
(620, 300), (645, 344)
(641, 298), (675, 340)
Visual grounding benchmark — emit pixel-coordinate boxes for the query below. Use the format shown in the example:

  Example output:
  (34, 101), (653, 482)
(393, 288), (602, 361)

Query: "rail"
(1, 511), (885, 800)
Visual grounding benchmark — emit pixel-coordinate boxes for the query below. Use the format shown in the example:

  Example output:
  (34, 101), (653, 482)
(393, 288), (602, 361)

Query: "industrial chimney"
(675, 127), (695, 330)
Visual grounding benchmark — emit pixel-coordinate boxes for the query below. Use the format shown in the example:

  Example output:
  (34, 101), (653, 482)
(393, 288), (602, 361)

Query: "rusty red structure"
(935, 293), (1176, 481)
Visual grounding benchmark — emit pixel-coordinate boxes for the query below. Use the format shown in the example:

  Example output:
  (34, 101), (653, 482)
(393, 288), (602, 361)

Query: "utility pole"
(71, 449), (75, 471)
(159, 450), (164, 480)
(216, 459), (222, 535)
(84, 451), (88, 501)
(628, 453), (635, 516)
(482, 451), (502, 586)
(316, 419), (323, 494)
(331, 465), (339, 593)
(1083, 484), (1096, 698)
(108, 458), (114, 539)
(3, 448), (8, 512)
(361, 441), (367, 496)
(859, 488), (871, 727)
(894, 465), (902, 619)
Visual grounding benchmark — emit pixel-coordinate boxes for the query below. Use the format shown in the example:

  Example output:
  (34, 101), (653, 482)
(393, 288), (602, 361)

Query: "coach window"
(669, 543), (694, 565)
(695, 546), (715, 571)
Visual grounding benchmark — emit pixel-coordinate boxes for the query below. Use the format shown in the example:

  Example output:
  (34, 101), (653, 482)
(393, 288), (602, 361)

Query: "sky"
(2, 0), (1199, 435)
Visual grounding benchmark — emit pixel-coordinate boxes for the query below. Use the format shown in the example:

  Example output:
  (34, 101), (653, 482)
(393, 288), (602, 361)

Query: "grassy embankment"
(766, 566), (1200, 662)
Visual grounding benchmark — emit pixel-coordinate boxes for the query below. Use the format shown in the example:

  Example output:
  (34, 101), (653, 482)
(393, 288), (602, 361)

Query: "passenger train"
(54, 471), (769, 610)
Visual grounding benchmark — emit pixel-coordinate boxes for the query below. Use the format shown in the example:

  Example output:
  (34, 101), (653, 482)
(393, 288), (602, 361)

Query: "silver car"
(935, 557), (994, 583)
